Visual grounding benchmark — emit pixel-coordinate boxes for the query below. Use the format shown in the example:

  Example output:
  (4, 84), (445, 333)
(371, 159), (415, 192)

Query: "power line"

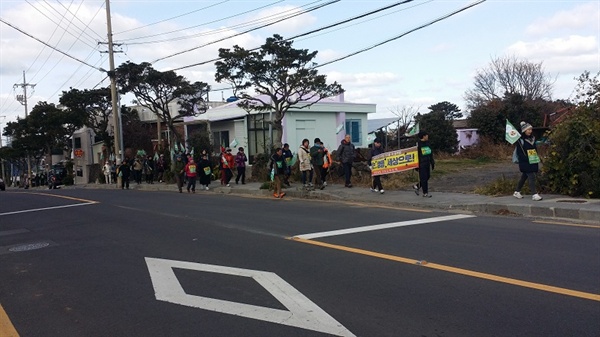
(0, 17), (106, 72)
(41, 0), (103, 45)
(54, 0), (106, 41)
(152, 0), (339, 64)
(170, 0), (421, 71)
(120, 0), (297, 45)
(114, 0), (231, 35)
(315, 0), (487, 69)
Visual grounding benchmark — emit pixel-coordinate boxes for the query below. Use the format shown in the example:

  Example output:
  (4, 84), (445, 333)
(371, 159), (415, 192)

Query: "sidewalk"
(69, 180), (600, 223)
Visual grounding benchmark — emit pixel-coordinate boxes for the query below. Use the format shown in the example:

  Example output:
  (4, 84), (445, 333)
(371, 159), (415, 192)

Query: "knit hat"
(520, 121), (533, 132)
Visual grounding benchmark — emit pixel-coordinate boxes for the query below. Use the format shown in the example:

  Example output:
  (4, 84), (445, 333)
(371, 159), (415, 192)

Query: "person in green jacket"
(173, 155), (186, 193)
(310, 138), (326, 190)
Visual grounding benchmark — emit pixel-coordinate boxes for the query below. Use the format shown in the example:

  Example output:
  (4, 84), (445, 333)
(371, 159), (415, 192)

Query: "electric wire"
(152, 0), (339, 64)
(114, 0), (231, 35)
(42, 0), (102, 45)
(55, 0), (106, 41)
(0, 17), (106, 72)
(314, 0), (486, 69)
(121, 0), (303, 45)
(24, 0), (97, 49)
(170, 0), (420, 71)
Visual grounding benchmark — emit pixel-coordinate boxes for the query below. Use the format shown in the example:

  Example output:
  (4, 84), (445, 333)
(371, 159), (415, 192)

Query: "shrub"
(541, 107), (600, 198)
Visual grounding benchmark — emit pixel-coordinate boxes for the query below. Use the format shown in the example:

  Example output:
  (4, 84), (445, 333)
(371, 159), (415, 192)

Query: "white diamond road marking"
(145, 257), (355, 337)
(293, 214), (477, 240)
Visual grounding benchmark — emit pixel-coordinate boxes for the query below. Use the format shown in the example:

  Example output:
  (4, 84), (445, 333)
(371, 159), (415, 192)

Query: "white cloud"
(526, 2), (599, 35)
(315, 49), (344, 63)
(326, 71), (400, 88)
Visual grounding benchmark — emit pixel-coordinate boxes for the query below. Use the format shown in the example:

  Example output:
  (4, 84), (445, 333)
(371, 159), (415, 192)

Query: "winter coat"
(184, 163), (198, 178)
(270, 153), (287, 175)
(336, 140), (356, 164)
(417, 140), (435, 170)
(368, 146), (384, 166)
(222, 153), (235, 169)
(310, 144), (324, 166)
(235, 153), (247, 168)
(298, 146), (313, 171)
(198, 159), (212, 185)
(117, 163), (131, 178)
(516, 136), (540, 173)
(174, 160), (186, 175)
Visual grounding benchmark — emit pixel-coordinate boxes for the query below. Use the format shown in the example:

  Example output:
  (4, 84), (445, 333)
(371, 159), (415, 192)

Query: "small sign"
(74, 149), (84, 158)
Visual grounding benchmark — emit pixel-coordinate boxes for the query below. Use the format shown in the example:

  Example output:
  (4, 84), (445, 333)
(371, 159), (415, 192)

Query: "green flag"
(405, 123), (419, 137)
(505, 120), (521, 144)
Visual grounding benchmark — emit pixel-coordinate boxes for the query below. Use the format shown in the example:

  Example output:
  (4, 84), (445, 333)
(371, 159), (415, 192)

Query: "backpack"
(512, 139), (524, 164)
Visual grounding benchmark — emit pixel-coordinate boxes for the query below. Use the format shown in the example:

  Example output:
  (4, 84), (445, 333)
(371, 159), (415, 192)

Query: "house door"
(295, 120), (316, 147)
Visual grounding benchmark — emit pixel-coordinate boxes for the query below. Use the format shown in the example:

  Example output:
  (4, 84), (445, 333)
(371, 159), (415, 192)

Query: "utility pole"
(14, 71), (35, 188)
(105, 0), (121, 165)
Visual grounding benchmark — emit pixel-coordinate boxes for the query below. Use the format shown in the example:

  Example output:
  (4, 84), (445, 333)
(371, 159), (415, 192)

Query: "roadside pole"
(105, 0), (122, 188)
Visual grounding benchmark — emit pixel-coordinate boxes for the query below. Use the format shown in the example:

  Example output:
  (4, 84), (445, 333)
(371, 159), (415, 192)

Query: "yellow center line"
(23, 192), (99, 204)
(532, 220), (600, 229)
(291, 237), (600, 302)
(0, 303), (19, 337)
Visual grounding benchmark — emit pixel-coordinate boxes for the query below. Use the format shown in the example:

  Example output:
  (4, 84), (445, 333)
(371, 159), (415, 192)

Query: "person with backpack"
(298, 139), (314, 189)
(513, 121), (543, 201)
(413, 131), (435, 198)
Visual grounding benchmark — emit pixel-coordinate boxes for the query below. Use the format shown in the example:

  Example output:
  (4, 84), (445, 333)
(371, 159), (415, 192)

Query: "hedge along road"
(0, 189), (598, 336)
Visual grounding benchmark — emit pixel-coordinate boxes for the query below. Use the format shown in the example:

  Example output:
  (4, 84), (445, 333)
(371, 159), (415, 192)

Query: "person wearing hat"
(234, 147), (248, 184)
(174, 155), (186, 193)
(513, 121), (543, 201)
(368, 138), (385, 194)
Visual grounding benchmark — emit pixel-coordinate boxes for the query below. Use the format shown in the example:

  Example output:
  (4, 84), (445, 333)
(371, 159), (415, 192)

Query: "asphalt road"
(0, 189), (599, 337)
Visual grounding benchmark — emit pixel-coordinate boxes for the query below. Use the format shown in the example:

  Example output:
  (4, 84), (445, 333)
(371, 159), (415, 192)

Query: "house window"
(212, 131), (229, 152)
(247, 114), (270, 162)
(345, 119), (362, 145)
(74, 137), (82, 149)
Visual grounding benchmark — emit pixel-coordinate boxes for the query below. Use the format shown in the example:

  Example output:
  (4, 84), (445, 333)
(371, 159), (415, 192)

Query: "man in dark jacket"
(282, 143), (293, 186)
(117, 158), (131, 190)
(513, 121), (542, 201)
(413, 131), (435, 197)
(174, 155), (186, 193)
(368, 138), (385, 194)
(310, 138), (326, 189)
(336, 134), (356, 187)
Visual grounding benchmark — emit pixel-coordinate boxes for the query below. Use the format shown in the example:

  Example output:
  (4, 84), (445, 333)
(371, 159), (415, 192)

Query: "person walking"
(269, 147), (287, 198)
(222, 148), (235, 187)
(368, 138), (385, 194)
(116, 158), (131, 190)
(298, 139), (313, 189)
(282, 143), (293, 186)
(310, 138), (326, 190)
(413, 131), (435, 198)
(198, 153), (212, 190)
(103, 161), (112, 184)
(234, 147), (248, 184)
(174, 155), (186, 193)
(337, 134), (356, 187)
(513, 121), (543, 201)
(184, 158), (198, 193)
(321, 143), (332, 187)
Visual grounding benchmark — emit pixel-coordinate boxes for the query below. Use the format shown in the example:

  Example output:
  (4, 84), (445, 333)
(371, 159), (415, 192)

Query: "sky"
(0, 0), (598, 133)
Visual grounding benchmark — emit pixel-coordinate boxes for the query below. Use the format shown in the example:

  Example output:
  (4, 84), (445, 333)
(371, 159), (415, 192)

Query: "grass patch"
(474, 174), (533, 196)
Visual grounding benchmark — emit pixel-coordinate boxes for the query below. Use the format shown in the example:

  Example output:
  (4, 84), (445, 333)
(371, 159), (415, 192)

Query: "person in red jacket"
(184, 158), (198, 193)
(222, 148), (235, 187)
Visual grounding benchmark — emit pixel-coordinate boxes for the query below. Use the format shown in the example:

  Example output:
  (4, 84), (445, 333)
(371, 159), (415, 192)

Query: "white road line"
(0, 202), (96, 216)
(293, 214), (476, 240)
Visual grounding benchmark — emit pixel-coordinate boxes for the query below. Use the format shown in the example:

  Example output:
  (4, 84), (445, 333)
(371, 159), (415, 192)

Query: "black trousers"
(516, 172), (537, 194)
(418, 166), (431, 194)
(343, 162), (352, 185)
(372, 175), (382, 190)
(224, 168), (233, 184)
(236, 167), (246, 183)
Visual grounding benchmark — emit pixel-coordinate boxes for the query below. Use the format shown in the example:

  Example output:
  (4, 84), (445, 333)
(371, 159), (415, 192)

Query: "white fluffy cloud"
(526, 2), (599, 35)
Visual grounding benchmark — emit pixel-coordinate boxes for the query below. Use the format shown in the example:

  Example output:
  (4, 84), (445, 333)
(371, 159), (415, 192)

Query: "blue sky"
(1, 0), (598, 129)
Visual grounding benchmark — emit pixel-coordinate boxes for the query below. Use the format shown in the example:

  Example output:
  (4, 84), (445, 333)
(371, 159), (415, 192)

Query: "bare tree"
(465, 55), (555, 109)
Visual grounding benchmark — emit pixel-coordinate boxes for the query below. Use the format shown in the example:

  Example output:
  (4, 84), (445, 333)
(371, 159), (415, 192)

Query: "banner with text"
(371, 146), (419, 176)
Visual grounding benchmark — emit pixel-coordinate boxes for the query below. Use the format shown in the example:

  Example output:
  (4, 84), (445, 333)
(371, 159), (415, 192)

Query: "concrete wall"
(283, 111), (338, 150)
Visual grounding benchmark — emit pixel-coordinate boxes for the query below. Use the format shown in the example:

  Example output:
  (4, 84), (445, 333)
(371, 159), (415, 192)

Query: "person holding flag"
(512, 121), (543, 201)
(222, 148), (235, 187)
(184, 158), (198, 193)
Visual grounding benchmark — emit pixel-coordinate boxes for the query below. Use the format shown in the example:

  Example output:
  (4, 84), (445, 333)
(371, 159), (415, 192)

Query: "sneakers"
(422, 193), (432, 198)
(205, 186), (209, 191)
(513, 191), (523, 199)
(279, 192), (286, 198)
(370, 188), (379, 193)
(413, 184), (420, 195)
(532, 194), (543, 201)
(323, 181), (327, 186)
(380, 189), (385, 194)
(273, 193), (279, 198)
(226, 183), (230, 187)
